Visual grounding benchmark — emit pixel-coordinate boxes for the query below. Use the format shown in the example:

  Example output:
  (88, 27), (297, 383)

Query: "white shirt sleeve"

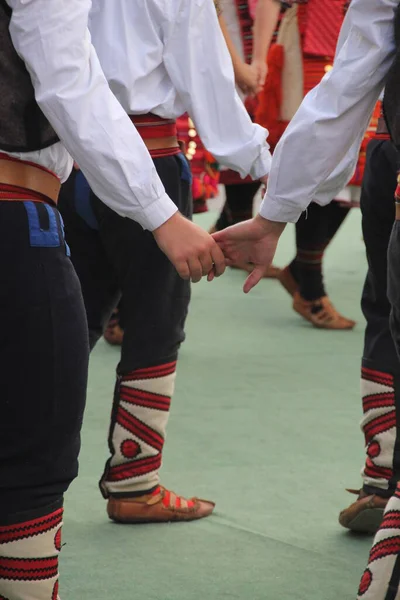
(163, 0), (272, 180)
(260, 0), (397, 223)
(6, 0), (177, 231)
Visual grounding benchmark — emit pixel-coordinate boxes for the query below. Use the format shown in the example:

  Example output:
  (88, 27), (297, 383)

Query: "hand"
(153, 212), (226, 283)
(251, 59), (268, 91)
(212, 214), (285, 293)
(235, 61), (259, 96)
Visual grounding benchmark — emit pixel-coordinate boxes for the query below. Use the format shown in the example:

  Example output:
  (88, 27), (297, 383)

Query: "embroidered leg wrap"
(358, 486), (400, 599)
(0, 507), (63, 600)
(100, 361), (177, 497)
(361, 367), (397, 495)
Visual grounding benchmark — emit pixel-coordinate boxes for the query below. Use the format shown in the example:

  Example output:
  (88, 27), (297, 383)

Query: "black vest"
(0, 0), (58, 152)
(383, 3), (400, 148)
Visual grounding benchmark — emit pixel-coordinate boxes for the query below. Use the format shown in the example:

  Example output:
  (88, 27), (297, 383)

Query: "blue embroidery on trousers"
(24, 201), (61, 247)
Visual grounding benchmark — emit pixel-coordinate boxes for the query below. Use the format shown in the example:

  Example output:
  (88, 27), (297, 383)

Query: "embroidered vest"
(0, 0), (58, 152)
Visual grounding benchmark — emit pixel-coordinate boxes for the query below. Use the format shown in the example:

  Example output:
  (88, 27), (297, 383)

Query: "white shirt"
(7, 0), (270, 230)
(6, 0), (179, 231)
(260, 0), (397, 223)
(88, 0), (271, 180)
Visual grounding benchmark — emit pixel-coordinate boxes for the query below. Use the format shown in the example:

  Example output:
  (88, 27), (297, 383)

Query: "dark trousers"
(0, 200), (88, 524)
(361, 139), (400, 497)
(58, 154), (192, 373)
(290, 201), (350, 300)
(215, 182), (261, 231)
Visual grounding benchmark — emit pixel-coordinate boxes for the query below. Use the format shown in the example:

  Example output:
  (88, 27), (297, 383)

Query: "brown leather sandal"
(277, 266), (299, 296)
(339, 488), (388, 533)
(107, 485), (215, 524)
(293, 293), (356, 330)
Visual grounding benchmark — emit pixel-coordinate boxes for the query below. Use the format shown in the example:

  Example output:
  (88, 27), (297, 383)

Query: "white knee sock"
(360, 367), (396, 492)
(357, 488), (400, 599)
(0, 507), (63, 600)
(101, 361), (177, 497)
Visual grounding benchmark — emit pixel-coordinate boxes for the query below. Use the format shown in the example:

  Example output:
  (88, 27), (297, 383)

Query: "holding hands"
(156, 178), (280, 291)
(212, 215), (285, 293)
(153, 212), (226, 283)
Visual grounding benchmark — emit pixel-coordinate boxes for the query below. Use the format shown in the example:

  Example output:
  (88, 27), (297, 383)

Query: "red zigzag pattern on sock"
(379, 510), (400, 530)
(116, 406), (164, 452)
(0, 557), (58, 581)
(121, 362), (176, 382)
(363, 392), (395, 413)
(364, 411), (396, 445)
(107, 454), (162, 482)
(364, 459), (393, 481)
(0, 509), (63, 545)
(120, 386), (171, 412)
(362, 367), (394, 388)
(369, 536), (400, 563)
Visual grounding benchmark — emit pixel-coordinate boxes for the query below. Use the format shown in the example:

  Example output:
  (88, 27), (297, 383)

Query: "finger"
(174, 261), (190, 279)
(199, 252), (213, 277)
(175, 260), (190, 280)
(211, 244), (226, 277)
(207, 268), (216, 282)
(243, 266), (265, 293)
(188, 258), (203, 283)
(214, 245), (240, 264)
(211, 230), (226, 243)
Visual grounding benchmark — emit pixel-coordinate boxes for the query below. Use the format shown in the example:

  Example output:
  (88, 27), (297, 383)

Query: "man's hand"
(153, 212), (226, 282)
(212, 214), (285, 293)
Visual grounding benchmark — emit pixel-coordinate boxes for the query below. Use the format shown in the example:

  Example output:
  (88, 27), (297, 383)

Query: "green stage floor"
(62, 208), (372, 599)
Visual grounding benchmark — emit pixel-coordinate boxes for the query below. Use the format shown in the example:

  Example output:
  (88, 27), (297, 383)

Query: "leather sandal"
(293, 293), (356, 330)
(277, 266), (299, 297)
(339, 488), (388, 533)
(107, 485), (215, 524)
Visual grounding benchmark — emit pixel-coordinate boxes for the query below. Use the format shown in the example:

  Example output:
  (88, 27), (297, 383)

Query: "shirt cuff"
(132, 193), (178, 231)
(249, 146), (272, 180)
(259, 193), (303, 223)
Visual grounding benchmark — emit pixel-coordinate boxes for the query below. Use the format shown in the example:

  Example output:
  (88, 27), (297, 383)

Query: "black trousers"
(361, 139), (400, 497)
(58, 154), (192, 373)
(0, 200), (88, 523)
(362, 139), (399, 372)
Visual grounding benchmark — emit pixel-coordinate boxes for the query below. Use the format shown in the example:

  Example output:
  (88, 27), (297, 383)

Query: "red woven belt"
(130, 114), (180, 158)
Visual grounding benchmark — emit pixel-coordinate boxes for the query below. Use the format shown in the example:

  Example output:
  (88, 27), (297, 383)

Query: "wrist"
(152, 210), (182, 238)
(255, 213), (286, 236)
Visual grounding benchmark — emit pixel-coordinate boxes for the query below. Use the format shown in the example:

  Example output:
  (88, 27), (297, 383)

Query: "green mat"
(62, 209), (372, 599)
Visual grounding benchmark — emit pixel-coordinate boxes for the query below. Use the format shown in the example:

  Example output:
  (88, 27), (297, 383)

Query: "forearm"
(7, 0), (177, 231)
(252, 0), (281, 63)
(165, 0), (271, 178)
(218, 13), (246, 77)
(260, 0), (396, 223)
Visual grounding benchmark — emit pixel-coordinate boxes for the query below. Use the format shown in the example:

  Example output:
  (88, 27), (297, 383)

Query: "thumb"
(243, 266), (265, 294)
(212, 229), (229, 243)
(212, 222), (249, 243)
